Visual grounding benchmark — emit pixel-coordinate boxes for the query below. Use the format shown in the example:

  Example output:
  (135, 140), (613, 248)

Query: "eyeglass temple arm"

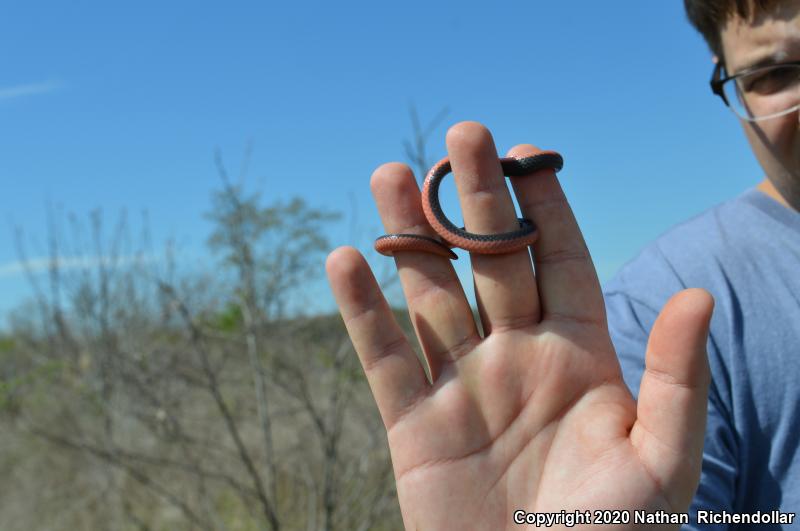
(710, 60), (727, 102)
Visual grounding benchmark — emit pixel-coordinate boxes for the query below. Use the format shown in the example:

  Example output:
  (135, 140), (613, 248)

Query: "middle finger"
(445, 121), (541, 334)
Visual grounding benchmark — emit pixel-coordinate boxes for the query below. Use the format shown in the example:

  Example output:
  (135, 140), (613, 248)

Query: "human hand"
(326, 121), (714, 530)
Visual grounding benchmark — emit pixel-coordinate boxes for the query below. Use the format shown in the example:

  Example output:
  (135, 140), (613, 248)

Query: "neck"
(757, 179), (798, 211)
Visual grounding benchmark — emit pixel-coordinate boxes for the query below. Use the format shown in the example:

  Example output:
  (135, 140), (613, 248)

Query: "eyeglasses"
(710, 60), (800, 121)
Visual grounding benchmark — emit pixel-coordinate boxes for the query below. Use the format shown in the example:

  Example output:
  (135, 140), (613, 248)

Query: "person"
(326, 0), (800, 528)
(606, 1), (800, 528)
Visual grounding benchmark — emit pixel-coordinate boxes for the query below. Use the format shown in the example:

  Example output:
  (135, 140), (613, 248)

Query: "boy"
(327, 1), (799, 528)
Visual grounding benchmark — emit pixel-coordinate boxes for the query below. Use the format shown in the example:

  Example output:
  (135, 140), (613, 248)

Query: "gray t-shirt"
(603, 187), (800, 530)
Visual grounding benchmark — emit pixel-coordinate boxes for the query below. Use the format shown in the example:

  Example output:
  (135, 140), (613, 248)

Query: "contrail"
(0, 80), (62, 101)
(0, 254), (157, 279)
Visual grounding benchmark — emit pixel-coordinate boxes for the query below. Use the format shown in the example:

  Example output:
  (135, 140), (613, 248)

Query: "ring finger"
(371, 161), (480, 380)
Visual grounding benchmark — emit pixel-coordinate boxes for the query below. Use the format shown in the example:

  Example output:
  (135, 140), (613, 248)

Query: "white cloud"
(0, 80), (62, 101)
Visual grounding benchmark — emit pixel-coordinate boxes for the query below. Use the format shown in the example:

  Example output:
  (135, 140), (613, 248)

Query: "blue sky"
(0, 1), (764, 327)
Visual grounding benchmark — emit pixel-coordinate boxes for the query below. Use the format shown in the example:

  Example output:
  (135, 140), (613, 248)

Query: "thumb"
(631, 288), (715, 511)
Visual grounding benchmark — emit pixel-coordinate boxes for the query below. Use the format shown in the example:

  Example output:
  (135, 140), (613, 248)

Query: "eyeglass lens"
(724, 64), (800, 120)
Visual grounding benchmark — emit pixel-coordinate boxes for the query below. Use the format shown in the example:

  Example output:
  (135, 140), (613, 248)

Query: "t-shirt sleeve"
(603, 252), (739, 530)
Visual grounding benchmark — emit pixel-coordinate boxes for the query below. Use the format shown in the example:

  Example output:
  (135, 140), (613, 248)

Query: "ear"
(712, 55), (720, 65)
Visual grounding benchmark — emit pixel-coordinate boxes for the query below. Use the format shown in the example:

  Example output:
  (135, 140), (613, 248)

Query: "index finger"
(507, 144), (606, 326)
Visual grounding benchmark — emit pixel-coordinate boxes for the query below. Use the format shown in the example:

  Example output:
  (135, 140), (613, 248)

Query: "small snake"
(375, 151), (564, 259)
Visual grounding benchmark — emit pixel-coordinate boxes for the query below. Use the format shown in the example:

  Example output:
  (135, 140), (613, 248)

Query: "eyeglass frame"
(710, 59), (800, 121)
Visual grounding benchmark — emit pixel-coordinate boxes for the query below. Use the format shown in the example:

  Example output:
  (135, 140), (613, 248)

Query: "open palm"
(327, 122), (714, 530)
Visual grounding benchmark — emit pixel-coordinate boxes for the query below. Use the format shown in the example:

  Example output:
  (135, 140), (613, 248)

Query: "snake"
(374, 151), (564, 259)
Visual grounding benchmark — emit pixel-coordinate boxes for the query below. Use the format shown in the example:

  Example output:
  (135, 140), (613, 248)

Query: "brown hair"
(684, 0), (783, 63)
